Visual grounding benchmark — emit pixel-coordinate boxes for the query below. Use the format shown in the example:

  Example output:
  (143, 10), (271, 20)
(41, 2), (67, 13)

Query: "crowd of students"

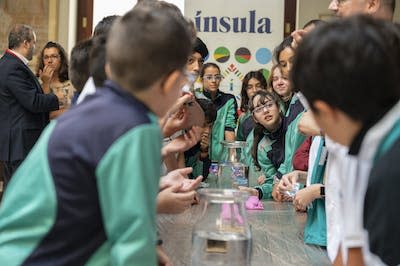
(0, 0), (399, 265)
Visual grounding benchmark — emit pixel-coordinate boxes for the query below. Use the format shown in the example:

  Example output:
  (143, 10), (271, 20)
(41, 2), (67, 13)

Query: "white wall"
(57, 0), (77, 57)
(297, 0), (332, 29)
(93, 0), (184, 31)
(394, 0), (400, 22)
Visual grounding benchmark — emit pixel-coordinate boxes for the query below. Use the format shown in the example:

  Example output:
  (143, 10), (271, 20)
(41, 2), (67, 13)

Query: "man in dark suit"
(0, 24), (61, 187)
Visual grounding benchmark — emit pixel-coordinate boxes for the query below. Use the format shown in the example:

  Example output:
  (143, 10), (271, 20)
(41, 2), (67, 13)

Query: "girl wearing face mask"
(199, 63), (238, 163)
(240, 90), (305, 200)
(37, 42), (75, 119)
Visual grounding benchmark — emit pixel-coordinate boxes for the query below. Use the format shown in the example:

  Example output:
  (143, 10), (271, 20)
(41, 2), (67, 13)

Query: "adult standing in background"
(36, 41), (75, 119)
(0, 24), (61, 188)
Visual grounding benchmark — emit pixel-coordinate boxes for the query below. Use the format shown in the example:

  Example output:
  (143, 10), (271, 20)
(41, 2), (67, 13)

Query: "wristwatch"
(320, 185), (325, 198)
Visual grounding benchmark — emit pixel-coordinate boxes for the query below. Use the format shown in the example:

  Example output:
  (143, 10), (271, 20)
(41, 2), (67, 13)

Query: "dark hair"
(93, 15), (119, 37)
(89, 35), (107, 87)
(240, 70), (267, 112)
(36, 41), (69, 82)
(107, 6), (193, 92)
(8, 24), (34, 49)
(292, 15), (400, 124)
(249, 90), (281, 169)
(200, 62), (220, 78)
(196, 98), (217, 124)
(273, 36), (293, 65)
(194, 37), (209, 59)
(302, 19), (326, 29)
(69, 38), (93, 92)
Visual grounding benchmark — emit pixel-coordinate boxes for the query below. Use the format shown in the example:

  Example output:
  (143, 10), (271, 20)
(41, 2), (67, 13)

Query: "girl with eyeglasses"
(239, 90), (305, 200)
(199, 62), (238, 162)
(36, 41), (75, 119)
(236, 71), (268, 181)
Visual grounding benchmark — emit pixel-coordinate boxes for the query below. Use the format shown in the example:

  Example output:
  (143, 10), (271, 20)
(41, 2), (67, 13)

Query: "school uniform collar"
(348, 101), (400, 156)
(358, 100), (400, 161)
(203, 89), (221, 101)
(103, 80), (152, 115)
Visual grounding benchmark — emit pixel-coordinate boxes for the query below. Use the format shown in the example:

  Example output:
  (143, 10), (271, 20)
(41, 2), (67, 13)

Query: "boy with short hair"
(291, 15), (400, 265)
(0, 6), (193, 265)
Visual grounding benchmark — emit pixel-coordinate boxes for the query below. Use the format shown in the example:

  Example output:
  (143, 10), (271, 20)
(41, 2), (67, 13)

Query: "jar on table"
(191, 189), (252, 266)
(218, 141), (249, 188)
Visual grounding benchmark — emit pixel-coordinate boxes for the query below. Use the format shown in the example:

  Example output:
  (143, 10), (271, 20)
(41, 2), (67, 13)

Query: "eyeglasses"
(252, 102), (275, 114)
(43, 54), (60, 61)
(187, 56), (204, 65)
(203, 75), (222, 81)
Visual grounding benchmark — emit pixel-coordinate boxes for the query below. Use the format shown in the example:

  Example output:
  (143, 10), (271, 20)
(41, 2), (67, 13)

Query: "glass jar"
(191, 189), (252, 266)
(218, 141), (249, 188)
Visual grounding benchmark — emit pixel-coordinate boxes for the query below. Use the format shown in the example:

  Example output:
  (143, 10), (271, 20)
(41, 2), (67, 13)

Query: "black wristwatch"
(320, 185), (325, 198)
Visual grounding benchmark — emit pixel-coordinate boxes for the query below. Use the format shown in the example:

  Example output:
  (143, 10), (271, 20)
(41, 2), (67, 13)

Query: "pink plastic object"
(245, 196), (264, 210)
(221, 203), (244, 224)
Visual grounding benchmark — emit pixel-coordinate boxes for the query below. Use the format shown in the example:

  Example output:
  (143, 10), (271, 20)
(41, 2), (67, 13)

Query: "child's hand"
(159, 167), (192, 190)
(257, 175), (266, 185)
(157, 184), (196, 214)
(238, 186), (259, 197)
(293, 184), (320, 211)
(278, 171), (299, 194)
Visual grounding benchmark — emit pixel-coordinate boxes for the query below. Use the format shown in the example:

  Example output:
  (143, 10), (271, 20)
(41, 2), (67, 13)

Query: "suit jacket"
(0, 50), (59, 161)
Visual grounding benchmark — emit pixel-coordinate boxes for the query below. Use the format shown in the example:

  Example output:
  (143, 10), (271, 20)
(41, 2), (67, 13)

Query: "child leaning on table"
(0, 6), (194, 266)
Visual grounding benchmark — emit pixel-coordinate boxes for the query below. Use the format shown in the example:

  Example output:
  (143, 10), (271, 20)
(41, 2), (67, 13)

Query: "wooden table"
(157, 199), (330, 266)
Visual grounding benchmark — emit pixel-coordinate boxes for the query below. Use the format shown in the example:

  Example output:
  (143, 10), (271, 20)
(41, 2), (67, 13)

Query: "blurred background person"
(37, 41), (74, 119)
(0, 24), (61, 187)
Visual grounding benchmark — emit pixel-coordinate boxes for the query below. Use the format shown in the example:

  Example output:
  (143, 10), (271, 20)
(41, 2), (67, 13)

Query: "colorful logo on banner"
(214, 46), (272, 66)
(186, 0), (284, 105)
(212, 46), (272, 102)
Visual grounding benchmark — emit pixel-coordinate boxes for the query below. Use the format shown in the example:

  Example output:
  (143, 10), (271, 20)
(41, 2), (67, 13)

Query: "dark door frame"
(284, 0), (297, 38)
(76, 0), (93, 42)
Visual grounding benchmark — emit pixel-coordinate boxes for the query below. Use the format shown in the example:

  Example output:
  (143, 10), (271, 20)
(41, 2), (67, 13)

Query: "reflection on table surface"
(157, 199), (330, 266)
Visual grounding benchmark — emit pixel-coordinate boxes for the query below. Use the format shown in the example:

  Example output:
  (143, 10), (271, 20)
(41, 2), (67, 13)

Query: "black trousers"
(2, 160), (22, 190)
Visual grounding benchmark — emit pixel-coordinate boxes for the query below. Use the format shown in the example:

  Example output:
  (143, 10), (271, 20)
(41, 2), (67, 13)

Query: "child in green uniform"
(237, 70), (267, 142)
(291, 15), (400, 265)
(184, 99), (217, 180)
(198, 63), (238, 162)
(240, 90), (305, 199)
(0, 6), (193, 266)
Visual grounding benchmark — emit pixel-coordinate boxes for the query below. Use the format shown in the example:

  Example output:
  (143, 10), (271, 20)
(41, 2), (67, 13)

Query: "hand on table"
(278, 171), (300, 195)
(238, 186), (259, 197)
(293, 184), (320, 212)
(272, 183), (293, 202)
(157, 184), (197, 214)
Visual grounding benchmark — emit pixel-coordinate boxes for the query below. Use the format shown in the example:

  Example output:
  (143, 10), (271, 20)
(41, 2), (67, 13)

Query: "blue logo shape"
(255, 48), (272, 65)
